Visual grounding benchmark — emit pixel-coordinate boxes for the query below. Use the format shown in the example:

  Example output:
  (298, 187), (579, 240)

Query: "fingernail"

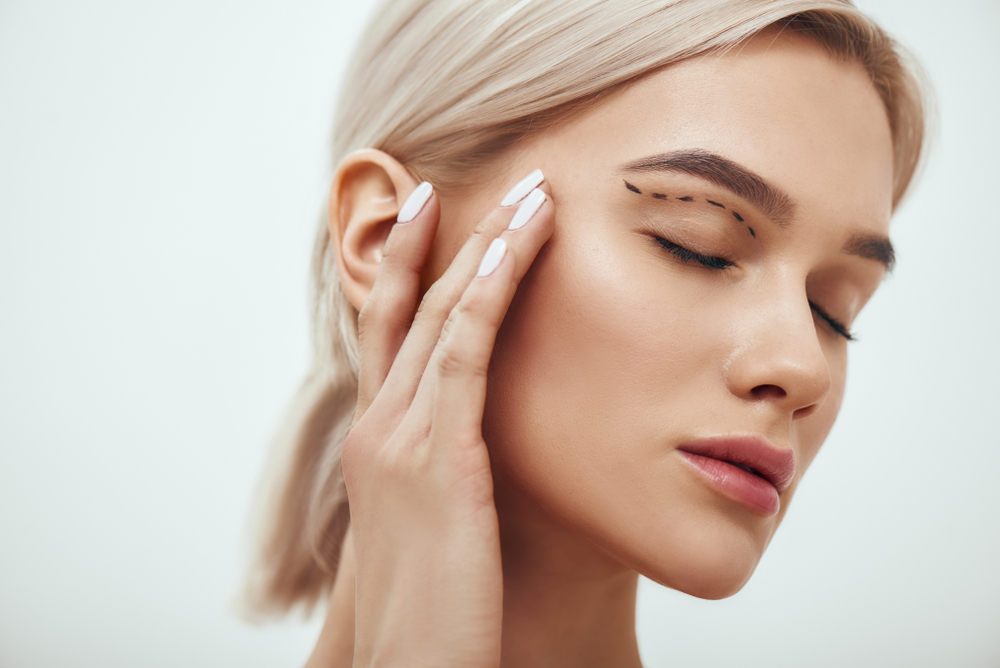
(397, 182), (433, 223)
(500, 169), (544, 207)
(477, 238), (507, 277)
(507, 188), (546, 231)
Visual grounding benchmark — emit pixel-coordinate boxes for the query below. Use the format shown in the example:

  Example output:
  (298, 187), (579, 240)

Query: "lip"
(676, 435), (796, 517)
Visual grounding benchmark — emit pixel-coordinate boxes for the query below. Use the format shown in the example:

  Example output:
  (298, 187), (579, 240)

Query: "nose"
(723, 291), (833, 419)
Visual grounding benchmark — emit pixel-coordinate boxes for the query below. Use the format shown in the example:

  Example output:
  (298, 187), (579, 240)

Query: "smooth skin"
(310, 30), (894, 668)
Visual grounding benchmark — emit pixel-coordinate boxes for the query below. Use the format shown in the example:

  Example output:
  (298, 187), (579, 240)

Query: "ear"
(329, 149), (420, 311)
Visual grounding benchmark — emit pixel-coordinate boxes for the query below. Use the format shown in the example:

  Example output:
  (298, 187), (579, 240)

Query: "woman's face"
(427, 32), (894, 598)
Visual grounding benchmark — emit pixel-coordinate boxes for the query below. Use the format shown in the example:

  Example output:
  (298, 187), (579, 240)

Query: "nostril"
(750, 384), (786, 401)
(793, 404), (819, 419)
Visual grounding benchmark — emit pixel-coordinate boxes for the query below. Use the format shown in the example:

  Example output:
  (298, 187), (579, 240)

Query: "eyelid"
(652, 227), (855, 341)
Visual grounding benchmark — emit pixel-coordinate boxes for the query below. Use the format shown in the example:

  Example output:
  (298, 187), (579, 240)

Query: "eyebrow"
(620, 147), (895, 271)
(619, 148), (795, 225)
(843, 232), (895, 272)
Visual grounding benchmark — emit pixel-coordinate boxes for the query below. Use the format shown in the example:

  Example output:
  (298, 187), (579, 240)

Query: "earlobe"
(328, 149), (420, 311)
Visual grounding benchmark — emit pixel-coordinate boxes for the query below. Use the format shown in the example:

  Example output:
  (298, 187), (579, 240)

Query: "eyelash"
(653, 235), (856, 342)
(654, 236), (733, 270)
(809, 302), (856, 341)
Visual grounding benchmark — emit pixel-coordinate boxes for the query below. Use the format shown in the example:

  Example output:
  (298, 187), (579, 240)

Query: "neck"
(309, 494), (644, 668)
(494, 483), (642, 668)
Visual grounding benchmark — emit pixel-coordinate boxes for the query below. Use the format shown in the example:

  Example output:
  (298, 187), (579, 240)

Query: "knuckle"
(341, 421), (428, 484)
(470, 206), (508, 239)
(436, 346), (468, 377)
(432, 291), (502, 368)
(356, 295), (384, 331)
(413, 290), (435, 320)
(459, 289), (503, 330)
(340, 431), (365, 480)
(375, 226), (405, 266)
(378, 236), (396, 263)
(453, 297), (481, 330)
(414, 286), (451, 324)
(359, 271), (417, 331)
(438, 307), (459, 342)
(376, 438), (428, 479)
(357, 290), (409, 334)
(472, 218), (493, 238)
(436, 340), (487, 380)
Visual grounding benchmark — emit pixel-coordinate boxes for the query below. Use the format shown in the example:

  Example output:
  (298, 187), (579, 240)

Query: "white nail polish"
(500, 169), (544, 207)
(477, 238), (507, 277)
(507, 188), (546, 231)
(397, 181), (433, 223)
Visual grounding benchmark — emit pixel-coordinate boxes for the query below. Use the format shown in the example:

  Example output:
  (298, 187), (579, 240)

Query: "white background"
(1, 0), (997, 666)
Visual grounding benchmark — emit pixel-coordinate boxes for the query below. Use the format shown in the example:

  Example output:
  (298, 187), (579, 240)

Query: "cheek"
(481, 221), (770, 595)
(483, 226), (724, 483)
(479, 215), (850, 596)
(795, 351), (847, 475)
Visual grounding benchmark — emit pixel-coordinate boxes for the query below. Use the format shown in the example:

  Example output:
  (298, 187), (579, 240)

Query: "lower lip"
(678, 451), (781, 517)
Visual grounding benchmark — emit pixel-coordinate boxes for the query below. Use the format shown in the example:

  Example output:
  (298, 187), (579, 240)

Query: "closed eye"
(654, 236), (733, 270)
(809, 301), (855, 341)
(655, 235), (854, 341)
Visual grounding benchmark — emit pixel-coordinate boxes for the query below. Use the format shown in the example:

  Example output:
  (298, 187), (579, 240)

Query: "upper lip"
(677, 435), (796, 493)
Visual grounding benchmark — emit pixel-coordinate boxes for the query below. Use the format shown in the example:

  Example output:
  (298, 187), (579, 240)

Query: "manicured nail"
(500, 169), (544, 207)
(397, 182), (433, 223)
(477, 238), (507, 277)
(507, 188), (546, 231)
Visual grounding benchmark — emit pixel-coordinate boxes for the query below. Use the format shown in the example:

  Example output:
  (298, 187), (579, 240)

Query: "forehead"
(533, 31), (895, 233)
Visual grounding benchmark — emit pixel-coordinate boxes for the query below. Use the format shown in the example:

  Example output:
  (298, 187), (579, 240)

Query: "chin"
(612, 509), (770, 600)
(650, 549), (759, 601)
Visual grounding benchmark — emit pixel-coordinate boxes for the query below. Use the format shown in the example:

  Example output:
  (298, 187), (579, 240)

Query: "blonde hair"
(243, 0), (928, 615)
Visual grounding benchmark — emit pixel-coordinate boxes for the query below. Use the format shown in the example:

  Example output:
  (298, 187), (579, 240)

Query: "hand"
(342, 173), (554, 668)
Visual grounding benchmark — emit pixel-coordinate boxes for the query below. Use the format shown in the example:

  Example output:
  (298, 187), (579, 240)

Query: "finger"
(372, 171), (550, 424)
(414, 190), (555, 447)
(354, 182), (439, 421)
